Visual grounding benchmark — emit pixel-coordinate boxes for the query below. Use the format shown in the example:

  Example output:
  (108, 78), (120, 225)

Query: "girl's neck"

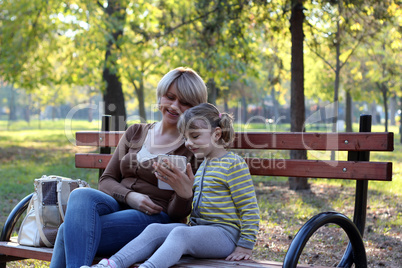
(205, 148), (228, 160)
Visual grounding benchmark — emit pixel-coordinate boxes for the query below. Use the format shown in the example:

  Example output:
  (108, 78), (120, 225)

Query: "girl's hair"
(156, 67), (208, 107)
(177, 103), (235, 148)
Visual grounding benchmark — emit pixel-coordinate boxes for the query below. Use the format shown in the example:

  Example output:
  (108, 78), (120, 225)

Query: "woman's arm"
(98, 127), (132, 203)
(98, 125), (146, 204)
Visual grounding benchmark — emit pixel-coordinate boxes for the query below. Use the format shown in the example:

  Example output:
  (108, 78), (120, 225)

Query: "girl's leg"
(141, 225), (235, 268)
(50, 188), (171, 268)
(110, 223), (184, 268)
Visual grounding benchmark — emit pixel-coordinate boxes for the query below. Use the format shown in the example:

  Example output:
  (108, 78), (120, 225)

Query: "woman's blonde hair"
(157, 67), (207, 107)
(177, 103), (235, 148)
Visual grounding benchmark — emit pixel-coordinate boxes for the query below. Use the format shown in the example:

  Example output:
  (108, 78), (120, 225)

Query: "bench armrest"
(283, 212), (367, 268)
(0, 193), (33, 241)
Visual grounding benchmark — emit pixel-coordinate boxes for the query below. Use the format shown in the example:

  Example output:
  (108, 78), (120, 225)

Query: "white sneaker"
(80, 258), (117, 268)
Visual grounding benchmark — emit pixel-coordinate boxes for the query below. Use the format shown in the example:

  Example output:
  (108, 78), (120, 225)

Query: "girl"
(83, 103), (260, 268)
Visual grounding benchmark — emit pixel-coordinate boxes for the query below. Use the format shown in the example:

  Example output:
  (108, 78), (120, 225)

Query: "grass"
(0, 119), (401, 267)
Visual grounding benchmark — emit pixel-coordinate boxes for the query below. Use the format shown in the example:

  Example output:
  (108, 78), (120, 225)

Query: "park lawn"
(0, 120), (400, 267)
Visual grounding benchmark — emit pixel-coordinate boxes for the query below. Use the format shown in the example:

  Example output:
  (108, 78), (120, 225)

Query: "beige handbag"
(18, 175), (89, 247)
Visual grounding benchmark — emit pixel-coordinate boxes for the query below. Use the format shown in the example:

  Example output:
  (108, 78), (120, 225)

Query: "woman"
(50, 67), (208, 268)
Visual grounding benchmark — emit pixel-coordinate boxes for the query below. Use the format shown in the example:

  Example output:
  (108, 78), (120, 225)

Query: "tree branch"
(97, 1), (105, 10)
(131, 2), (241, 45)
(305, 41), (336, 72)
(305, 20), (336, 72)
(339, 34), (364, 70)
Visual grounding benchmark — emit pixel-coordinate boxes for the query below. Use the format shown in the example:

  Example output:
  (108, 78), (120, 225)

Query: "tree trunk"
(52, 106), (57, 121)
(345, 90), (353, 132)
(328, 0), (344, 160)
(103, 63), (126, 130)
(207, 78), (217, 105)
(399, 94), (402, 144)
(8, 85), (17, 121)
(371, 101), (378, 125)
(380, 83), (388, 132)
(102, 1), (127, 131)
(390, 94), (396, 126)
(137, 76), (147, 123)
(271, 87), (280, 121)
(332, 14), (342, 133)
(289, 0), (309, 191)
(24, 106), (30, 123)
(23, 94), (31, 123)
(88, 95), (93, 123)
(223, 94), (229, 113)
(241, 95), (248, 124)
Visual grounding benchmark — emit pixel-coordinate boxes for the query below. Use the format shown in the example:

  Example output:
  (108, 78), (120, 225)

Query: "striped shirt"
(189, 152), (260, 249)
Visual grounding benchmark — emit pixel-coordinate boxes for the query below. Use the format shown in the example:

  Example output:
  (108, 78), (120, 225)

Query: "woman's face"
(160, 85), (192, 126)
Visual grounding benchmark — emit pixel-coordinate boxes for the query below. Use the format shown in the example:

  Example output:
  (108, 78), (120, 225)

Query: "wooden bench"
(0, 114), (394, 268)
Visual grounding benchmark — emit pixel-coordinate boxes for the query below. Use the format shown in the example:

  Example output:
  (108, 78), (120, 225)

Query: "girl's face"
(160, 85), (192, 126)
(184, 122), (221, 159)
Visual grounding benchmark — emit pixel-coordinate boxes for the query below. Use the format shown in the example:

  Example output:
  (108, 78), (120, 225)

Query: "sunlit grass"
(0, 119), (102, 131)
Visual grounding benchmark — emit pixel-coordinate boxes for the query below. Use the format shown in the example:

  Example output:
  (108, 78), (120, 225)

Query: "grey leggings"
(111, 223), (236, 268)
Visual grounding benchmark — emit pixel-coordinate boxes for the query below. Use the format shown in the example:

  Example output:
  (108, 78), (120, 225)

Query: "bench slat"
(76, 132), (394, 151)
(169, 257), (327, 267)
(0, 241), (52, 262)
(76, 131), (124, 147)
(232, 132), (394, 151)
(246, 158), (392, 181)
(75, 153), (112, 169)
(75, 154), (392, 181)
(0, 241), (327, 268)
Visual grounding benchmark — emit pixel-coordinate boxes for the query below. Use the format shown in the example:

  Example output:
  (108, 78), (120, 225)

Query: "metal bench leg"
(283, 212), (367, 268)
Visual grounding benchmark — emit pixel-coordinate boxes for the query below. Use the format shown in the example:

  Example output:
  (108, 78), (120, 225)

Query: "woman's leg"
(110, 223), (184, 268)
(50, 188), (171, 268)
(96, 208), (171, 256)
(140, 225), (235, 268)
(50, 188), (121, 268)
(51, 222), (66, 267)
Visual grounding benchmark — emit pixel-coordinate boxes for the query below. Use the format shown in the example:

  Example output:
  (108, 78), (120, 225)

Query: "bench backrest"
(75, 119), (393, 182)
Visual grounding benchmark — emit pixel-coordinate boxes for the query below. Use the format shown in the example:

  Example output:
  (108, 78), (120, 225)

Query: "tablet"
(157, 155), (187, 190)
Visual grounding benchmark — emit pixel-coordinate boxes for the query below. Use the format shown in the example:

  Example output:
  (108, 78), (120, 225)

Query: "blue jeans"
(50, 188), (171, 268)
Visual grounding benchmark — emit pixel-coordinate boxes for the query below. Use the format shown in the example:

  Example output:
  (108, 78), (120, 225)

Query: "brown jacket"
(99, 123), (200, 221)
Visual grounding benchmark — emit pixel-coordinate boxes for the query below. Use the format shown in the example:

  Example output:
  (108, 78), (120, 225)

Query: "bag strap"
(57, 179), (88, 221)
(33, 194), (53, 247)
(57, 180), (66, 221)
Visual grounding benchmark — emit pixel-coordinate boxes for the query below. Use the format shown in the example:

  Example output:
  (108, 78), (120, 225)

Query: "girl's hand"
(126, 192), (163, 215)
(225, 246), (252, 261)
(153, 160), (194, 199)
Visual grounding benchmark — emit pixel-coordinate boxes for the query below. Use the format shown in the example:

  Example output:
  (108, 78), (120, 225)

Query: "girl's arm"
(227, 157), (260, 253)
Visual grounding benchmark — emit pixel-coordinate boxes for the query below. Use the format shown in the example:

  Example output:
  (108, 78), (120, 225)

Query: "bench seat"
(0, 239), (328, 267)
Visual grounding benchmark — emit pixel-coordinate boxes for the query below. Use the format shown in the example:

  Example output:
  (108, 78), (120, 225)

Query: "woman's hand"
(153, 159), (194, 199)
(126, 192), (163, 215)
(225, 246), (253, 261)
